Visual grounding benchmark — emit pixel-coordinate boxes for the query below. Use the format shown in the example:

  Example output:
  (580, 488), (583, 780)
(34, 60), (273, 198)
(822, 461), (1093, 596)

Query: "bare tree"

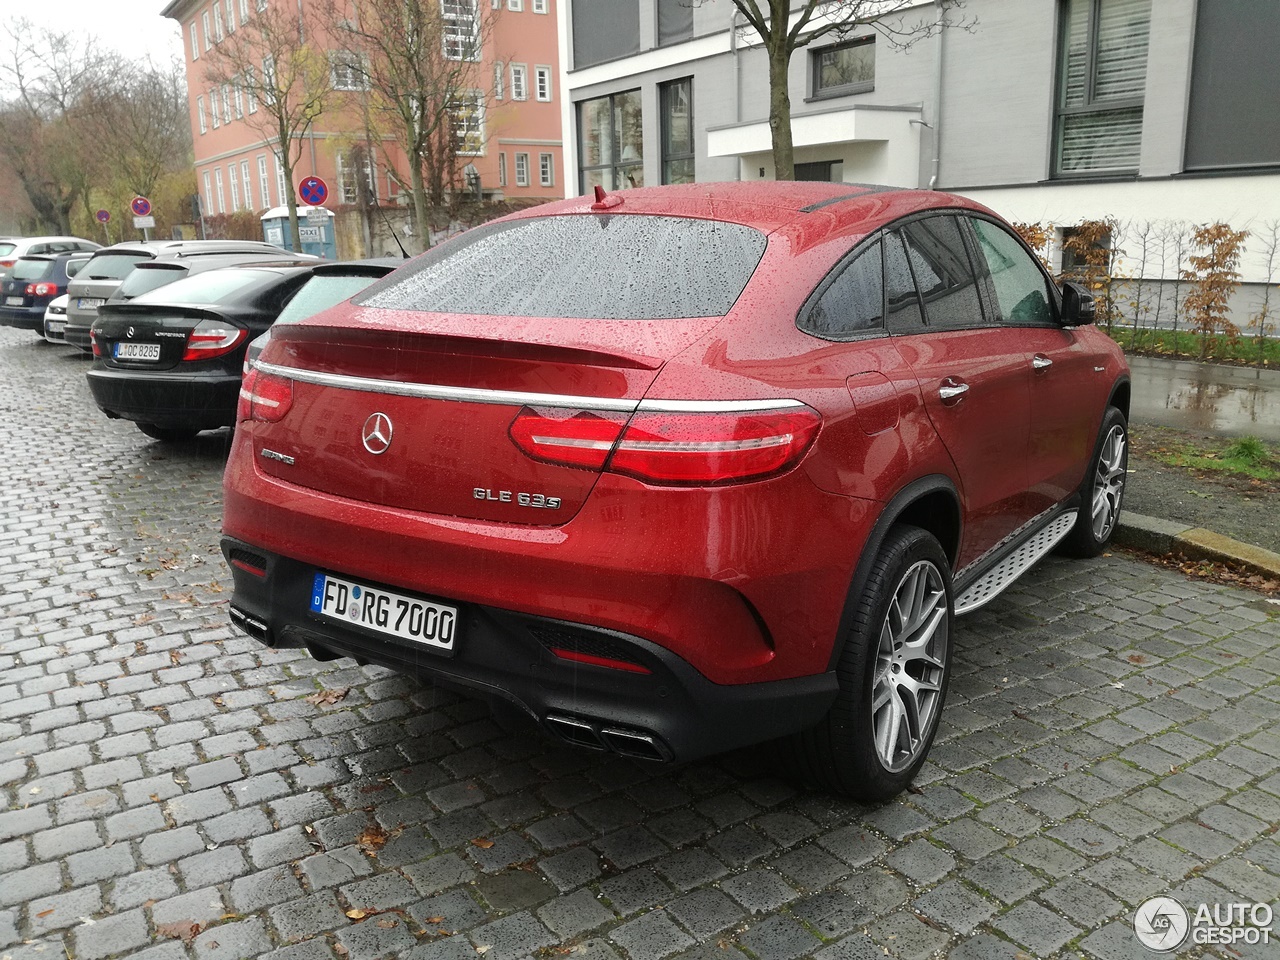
(0, 22), (109, 232)
(728, 0), (960, 180)
(326, 0), (496, 252)
(1249, 220), (1279, 368)
(204, 1), (330, 249)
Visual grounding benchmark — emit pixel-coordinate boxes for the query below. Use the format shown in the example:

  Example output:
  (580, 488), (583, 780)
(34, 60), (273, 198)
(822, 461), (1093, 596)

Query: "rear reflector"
(237, 366), (294, 422)
(510, 403), (821, 486)
(549, 647), (653, 674)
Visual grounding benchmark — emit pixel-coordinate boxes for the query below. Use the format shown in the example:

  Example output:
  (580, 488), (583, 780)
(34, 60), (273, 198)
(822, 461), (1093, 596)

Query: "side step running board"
(954, 511), (1077, 615)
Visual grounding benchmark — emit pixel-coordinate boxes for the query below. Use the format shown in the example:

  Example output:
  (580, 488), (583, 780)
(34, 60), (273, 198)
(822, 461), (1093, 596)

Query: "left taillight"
(90, 330), (102, 358)
(237, 365), (293, 423)
(509, 403), (822, 486)
(183, 318), (247, 361)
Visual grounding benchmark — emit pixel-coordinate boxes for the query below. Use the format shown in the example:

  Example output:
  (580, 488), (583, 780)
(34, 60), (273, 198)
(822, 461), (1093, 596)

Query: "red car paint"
(221, 181), (1128, 761)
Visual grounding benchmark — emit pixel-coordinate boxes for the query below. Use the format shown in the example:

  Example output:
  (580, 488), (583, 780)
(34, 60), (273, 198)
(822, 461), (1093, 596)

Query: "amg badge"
(473, 488), (562, 509)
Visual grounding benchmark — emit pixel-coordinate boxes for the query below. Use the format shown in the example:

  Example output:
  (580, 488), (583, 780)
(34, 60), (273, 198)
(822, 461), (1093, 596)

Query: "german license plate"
(77, 297), (105, 309)
(47, 321), (65, 334)
(114, 342), (161, 361)
(4, 296), (22, 306)
(310, 572), (457, 652)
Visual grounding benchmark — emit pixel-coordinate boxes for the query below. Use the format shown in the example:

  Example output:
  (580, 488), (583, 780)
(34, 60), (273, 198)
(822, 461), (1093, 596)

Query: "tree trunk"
(281, 144), (302, 251)
(410, 159), (431, 253)
(767, 43), (795, 181)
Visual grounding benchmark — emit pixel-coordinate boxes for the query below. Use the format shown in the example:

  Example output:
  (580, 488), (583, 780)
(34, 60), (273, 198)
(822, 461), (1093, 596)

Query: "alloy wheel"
(1091, 424), (1127, 541)
(871, 559), (948, 772)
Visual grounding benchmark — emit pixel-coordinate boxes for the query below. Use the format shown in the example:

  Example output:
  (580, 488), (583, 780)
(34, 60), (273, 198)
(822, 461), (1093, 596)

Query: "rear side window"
(968, 218), (1054, 326)
(0, 244), (15, 258)
(116, 265), (188, 299)
(801, 240), (883, 339)
(899, 216), (984, 328)
(12, 258), (54, 281)
(66, 258), (89, 279)
(884, 231), (924, 328)
(274, 274), (385, 326)
(356, 215), (768, 320)
(83, 252), (153, 281)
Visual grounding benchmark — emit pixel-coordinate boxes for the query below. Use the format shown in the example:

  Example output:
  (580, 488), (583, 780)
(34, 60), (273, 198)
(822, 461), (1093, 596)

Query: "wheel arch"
(1107, 376), (1131, 420)
(825, 475), (962, 671)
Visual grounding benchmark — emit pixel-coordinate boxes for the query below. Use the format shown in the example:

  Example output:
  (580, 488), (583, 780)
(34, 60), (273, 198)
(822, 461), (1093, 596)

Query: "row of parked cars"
(0, 236), (400, 441)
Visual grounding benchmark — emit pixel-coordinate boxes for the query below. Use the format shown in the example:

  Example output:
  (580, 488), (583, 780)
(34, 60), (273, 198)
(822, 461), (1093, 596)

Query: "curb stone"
(1115, 511), (1280, 579)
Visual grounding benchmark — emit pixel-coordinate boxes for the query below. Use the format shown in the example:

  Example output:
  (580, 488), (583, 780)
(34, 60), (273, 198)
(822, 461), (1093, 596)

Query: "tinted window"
(899, 216), (983, 328)
(357, 215), (768, 320)
(274, 274), (384, 326)
(134, 269), (279, 306)
(83, 252), (153, 281)
(968, 219), (1054, 325)
(12, 258), (55, 281)
(116, 265), (188, 299)
(66, 258), (89, 279)
(883, 231), (923, 328)
(802, 240), (882, 338)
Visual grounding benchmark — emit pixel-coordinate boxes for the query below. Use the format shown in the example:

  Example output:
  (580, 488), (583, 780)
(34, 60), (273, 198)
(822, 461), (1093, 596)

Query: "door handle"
(938, 378), (969, 404)
(1032, 354), (1053, 370)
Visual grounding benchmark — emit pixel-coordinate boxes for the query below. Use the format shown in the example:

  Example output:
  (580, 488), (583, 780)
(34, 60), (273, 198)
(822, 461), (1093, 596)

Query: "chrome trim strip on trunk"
(253, 361), (805, 414)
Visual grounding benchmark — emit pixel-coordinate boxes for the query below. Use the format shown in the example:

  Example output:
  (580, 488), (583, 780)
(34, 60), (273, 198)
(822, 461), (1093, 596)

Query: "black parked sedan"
(86, 259), (399, 441)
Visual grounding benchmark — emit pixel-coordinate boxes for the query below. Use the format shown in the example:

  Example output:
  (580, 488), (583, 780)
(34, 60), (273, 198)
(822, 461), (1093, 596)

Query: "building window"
(660, 77), (693, 184)
(226, 0), (236, 32)
(533, 0), (547, 12)
(539, 152), (554, 187)
(442, 0), (479, 61)
(499, 152), (507, 186)
(451, 93), (485, 155)
(330, 51), (367, 90)
(234, 85), (244, 119)
(572, 0), (640, 69)
(203, 171), (213, 216)
(493, 61), (504, 100)
(657, 0), (693, 46)
(262, 56), (276, 104)
(239, 0), (249, 20)
(515, 152), (530, 186)
(202, 12), (212, 49)
(510, 63), (527, 100)
(1184, 0), (1280, 171)
(189, 21), (199, 60)
(210, 89), (220, 128)
(229, 164), (241, 212)
(794, 160), (842, 181)
(214, 167), (226, 214)
(241, 159), (253, 208)
(508, 0), (522, 9)
(246, 68), (258, 113)
(213, 1), (225, 41)
(257, 0), (267, 10)
(1054, 0), (1151, 176)
(274, 151), (286, 206)
(222, 85), (232, 123)
(258, 155), (271, 208)
(578, 89), (643, 192)
(812, 36), (874, 98)
(534, 65), (552, 102)
(197, 95), (207, 134)
(337, 150), (375, 203)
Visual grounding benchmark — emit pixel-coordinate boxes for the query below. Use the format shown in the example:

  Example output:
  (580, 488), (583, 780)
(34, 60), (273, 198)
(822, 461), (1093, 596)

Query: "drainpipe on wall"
(928, 0), (947, 190)
(731, 8), (742, 125)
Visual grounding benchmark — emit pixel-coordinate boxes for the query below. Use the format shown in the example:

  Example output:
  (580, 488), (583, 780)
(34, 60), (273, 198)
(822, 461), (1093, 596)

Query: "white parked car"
(42, 294), (70, 344)
(0, 236), (100, 281)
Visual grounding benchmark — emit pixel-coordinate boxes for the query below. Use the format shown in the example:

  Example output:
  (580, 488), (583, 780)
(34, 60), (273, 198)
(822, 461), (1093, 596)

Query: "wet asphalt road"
(3, 328), (1280, 960)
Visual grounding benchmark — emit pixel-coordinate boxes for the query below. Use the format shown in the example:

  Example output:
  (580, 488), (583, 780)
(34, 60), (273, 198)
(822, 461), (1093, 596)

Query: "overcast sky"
(17, 1), (184, 65)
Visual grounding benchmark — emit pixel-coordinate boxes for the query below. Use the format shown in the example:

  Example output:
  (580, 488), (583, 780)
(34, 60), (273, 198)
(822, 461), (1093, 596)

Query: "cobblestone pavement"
(3, 327), (1280, 960)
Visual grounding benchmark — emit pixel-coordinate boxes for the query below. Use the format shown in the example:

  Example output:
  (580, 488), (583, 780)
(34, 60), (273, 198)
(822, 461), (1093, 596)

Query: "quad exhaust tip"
(545, 714), (672, 762)
(229, 606), (271, 644)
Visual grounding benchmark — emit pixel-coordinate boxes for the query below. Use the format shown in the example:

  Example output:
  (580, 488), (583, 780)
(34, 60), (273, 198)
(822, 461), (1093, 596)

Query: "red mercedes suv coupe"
(221, 182), (1129, 800)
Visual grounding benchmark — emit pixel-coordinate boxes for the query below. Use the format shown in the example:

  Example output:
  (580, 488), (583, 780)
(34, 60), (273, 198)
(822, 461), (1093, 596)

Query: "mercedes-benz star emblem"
(127, 326), (135, 339)
(361, 412), (393, 455)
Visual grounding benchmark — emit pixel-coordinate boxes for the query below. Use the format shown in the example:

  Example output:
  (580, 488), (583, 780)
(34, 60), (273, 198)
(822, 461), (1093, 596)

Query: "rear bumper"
(0, 305), (44, 330)
(43, 317), (67, 343)
(86, 366), (241, 428)
(222, 536), (838, 763)
(64, 319), (92, 349)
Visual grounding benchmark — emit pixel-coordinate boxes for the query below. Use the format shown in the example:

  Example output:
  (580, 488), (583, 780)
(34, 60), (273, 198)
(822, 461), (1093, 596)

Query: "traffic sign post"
(130, 196), (153, 240)
(95, 209), (110, 244)
(298, 177), (328, 207)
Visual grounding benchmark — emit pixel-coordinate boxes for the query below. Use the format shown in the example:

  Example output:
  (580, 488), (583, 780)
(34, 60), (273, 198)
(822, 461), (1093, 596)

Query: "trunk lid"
(251, 304), (726, 525)
(93, 304), (235, 371)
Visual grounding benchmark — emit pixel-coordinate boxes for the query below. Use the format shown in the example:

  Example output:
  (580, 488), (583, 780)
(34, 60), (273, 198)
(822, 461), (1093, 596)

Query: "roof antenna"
(590, 184), (623, 211)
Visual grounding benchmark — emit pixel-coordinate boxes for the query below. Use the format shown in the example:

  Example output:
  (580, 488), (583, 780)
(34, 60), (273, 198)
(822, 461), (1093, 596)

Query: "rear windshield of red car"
(12, 258), (55, 281)
(82, 252), (154, 281)
(355, 214), (769, 320)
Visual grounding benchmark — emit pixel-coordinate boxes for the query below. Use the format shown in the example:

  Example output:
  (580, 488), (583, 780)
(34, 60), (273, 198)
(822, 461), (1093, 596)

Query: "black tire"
(1058, 406), (1128, 558)
(787, 525), (953, 801)
(136, 423), (200, 442)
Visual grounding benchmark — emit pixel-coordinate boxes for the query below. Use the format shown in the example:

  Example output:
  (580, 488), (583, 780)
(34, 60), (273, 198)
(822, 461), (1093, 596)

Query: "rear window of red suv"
(355, 214), (768, 320)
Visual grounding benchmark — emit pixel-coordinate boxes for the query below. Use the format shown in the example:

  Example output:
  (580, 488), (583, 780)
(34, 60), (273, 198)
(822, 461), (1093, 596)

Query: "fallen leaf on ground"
(156, 920), (202, 942)
(470, 837), (495, 849)
(305, 687), (350, 705)
(425, 916), (445, 924)
(357, 824), (389, 853)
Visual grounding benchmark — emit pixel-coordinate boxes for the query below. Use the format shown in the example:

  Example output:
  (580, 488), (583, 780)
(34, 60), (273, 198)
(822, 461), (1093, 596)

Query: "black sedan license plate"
(310, 573), (457, 652)
(114, 342), (161, 361)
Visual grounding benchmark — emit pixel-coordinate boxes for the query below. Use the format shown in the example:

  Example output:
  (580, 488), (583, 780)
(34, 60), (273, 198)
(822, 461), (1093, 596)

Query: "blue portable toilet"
(260, 205), (335, 259)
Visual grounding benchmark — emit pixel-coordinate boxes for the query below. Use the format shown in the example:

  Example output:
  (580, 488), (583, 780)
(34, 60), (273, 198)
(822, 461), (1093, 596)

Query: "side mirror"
(1061, 281), (1096, 326)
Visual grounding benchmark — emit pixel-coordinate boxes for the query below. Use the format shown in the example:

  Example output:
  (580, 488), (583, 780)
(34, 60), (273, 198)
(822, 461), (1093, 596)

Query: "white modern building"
(557, 0), (1280, 292)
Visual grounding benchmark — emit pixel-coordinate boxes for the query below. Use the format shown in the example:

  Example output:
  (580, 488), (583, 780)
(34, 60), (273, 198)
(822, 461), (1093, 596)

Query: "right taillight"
(509, 403), (821, 486)
(237, 366), (293, 422)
